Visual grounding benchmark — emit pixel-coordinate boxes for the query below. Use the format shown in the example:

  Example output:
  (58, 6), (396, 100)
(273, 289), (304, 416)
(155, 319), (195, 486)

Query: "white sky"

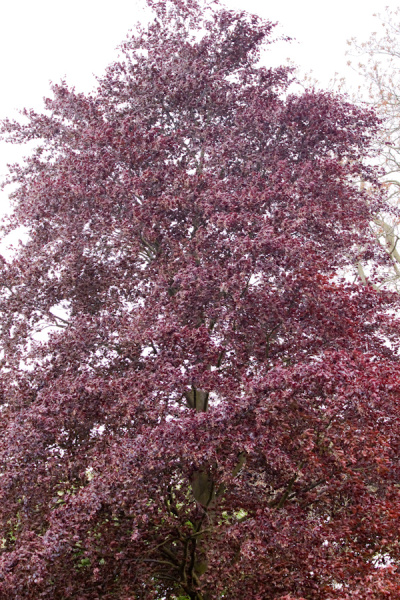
(0, 0), (399, 216)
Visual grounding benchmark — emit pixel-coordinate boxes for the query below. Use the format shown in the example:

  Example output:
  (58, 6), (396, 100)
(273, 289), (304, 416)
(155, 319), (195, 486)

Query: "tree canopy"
(1, 1), (400, 598)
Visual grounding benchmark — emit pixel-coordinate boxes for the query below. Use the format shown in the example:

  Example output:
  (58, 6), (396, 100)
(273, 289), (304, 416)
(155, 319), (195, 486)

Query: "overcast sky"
(1, 0), (399, 214)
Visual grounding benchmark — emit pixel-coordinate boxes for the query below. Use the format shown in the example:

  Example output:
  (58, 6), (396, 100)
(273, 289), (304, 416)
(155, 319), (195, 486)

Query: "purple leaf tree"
(0, 1), (400, 598)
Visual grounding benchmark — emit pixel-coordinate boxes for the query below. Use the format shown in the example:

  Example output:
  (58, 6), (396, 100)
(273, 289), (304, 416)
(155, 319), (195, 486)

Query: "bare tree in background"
(348, 8), (400, 289)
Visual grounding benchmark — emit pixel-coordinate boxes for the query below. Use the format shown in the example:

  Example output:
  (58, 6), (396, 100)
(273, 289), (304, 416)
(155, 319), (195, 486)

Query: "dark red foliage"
(1, 1), (400, 598)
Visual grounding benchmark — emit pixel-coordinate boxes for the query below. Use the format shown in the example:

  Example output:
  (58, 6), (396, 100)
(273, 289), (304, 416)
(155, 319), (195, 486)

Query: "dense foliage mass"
(1, 1), (400, 598)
